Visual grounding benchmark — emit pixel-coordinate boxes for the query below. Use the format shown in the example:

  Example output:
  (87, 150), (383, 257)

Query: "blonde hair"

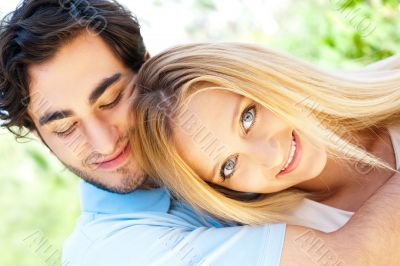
(130, 43), (400, 225)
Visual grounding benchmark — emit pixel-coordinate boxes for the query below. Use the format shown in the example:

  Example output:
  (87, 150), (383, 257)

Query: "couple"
(1, 0), (400, 265)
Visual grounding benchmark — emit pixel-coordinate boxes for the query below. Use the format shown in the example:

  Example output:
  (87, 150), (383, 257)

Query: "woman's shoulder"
(285, 198), (353, 233)
(386, 124), (400, 170)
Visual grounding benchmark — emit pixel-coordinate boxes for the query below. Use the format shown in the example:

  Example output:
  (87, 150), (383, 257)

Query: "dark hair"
(0, 0), (146, 138)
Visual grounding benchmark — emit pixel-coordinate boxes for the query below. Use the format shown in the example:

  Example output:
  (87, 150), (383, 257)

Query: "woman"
(129, 43), (400, 228)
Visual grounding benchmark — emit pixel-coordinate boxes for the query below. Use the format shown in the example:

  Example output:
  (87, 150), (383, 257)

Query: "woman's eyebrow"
(212, 156), (224, 181)
(231, 96), (244, 133)
(211, 99), (244, 181)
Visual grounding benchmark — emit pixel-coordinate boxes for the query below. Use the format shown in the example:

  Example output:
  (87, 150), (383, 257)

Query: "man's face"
(27, 33), (145, 193)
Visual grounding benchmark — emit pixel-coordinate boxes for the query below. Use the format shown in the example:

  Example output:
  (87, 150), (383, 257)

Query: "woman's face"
(174, 89), (328, 193)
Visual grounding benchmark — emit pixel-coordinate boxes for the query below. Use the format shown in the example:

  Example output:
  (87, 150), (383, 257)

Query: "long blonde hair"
(130, 43), (400, 225)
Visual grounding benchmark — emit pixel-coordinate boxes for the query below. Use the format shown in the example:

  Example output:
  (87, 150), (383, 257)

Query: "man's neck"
(138, 177), (161, 190)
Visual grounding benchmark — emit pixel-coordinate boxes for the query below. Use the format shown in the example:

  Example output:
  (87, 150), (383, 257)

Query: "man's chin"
(85, 175), (148, 194)
(65, 163), (148, 194)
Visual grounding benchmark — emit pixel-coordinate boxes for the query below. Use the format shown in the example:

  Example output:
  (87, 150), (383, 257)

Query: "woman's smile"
(277, 130), (302, 176)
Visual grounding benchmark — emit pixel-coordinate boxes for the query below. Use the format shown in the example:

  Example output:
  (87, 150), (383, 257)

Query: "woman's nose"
(243, 138), (284, 171)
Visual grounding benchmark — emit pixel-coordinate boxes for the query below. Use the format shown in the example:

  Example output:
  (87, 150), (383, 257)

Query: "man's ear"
(144, 51), (150, 61)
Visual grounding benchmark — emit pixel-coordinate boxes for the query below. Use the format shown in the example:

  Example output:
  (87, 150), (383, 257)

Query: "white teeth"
(281, 136), (297, 171)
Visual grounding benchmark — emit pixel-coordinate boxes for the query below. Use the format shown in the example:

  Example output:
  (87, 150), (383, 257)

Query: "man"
(0, 1), (399, 265)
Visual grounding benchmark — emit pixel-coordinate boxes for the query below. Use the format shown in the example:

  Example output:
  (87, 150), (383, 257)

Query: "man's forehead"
(28, 33), (126, 90)
(26, 34), (129, 117)
(27, 66), (91, 118)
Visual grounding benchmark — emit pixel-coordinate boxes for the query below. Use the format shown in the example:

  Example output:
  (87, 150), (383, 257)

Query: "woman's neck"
(295, 127), (397, 211)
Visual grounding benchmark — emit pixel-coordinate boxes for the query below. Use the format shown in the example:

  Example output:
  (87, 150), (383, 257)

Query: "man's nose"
(83, 115), (119, 156)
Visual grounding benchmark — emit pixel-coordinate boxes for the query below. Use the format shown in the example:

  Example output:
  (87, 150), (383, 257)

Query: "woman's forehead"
(173, 89), (241, 180)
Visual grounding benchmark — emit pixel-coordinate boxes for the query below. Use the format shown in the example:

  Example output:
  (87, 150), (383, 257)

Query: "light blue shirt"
(62, 181), (286, 266)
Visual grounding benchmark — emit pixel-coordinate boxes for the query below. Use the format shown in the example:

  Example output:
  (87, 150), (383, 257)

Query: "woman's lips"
(277, 130), (302, 176)
(97, 143), (131, 170)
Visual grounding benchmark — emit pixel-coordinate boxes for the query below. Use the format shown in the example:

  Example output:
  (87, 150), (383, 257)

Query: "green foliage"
(0, 131), (80, 266)
(182, 0), (399, 69)
(194, 0), (216, 11)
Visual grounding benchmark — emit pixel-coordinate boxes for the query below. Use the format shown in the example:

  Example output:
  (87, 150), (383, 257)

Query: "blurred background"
(0, 0), (399, 265)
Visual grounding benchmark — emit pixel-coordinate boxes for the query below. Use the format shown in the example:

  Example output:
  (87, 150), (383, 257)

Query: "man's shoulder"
(62, 208), (286, 266)
(61, 199), (216, 264)
(62, 214), (95, 266)
(63, 183), (286, 265)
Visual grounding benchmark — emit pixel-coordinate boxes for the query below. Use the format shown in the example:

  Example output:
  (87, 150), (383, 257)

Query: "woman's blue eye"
(241, 105), (256, 132)
(221, 155), (238, 180)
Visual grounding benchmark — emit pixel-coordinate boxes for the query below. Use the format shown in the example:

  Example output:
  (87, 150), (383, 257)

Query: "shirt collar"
(80, 180), (171, 214)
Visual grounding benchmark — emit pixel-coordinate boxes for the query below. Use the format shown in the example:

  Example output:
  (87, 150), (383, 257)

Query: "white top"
(287, 125), (400, 233)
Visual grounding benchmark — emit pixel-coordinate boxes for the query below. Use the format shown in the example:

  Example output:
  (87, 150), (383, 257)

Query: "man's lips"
(94, 143), (131, 170)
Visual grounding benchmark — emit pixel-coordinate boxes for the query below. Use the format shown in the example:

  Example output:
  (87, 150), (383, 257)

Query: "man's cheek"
(49, 141), (85, 166)
(114, 106), (132, 130)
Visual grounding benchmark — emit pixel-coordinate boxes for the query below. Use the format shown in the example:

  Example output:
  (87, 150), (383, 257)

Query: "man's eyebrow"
(88, 73), (122, 105)
(39, 110), (74, 127)
(37, 73), (122, 127)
